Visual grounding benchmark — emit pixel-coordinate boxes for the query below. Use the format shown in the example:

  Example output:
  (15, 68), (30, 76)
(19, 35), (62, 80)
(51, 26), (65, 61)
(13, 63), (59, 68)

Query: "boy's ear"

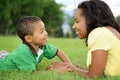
(24, 35), (32, 43)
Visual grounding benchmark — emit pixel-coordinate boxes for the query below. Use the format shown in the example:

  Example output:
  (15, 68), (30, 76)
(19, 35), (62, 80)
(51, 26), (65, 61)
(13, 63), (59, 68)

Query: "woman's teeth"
(76, 31), (79, 34)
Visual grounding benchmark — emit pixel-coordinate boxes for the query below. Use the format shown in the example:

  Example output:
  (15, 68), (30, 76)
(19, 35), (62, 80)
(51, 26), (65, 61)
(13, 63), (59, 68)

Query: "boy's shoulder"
(11, 43), (32, 56)
(43, 44), (57, 50)
(42, 44), (58, 59)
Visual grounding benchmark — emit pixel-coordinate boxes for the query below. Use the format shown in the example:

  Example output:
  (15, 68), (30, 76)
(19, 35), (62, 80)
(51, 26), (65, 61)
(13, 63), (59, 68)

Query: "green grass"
(0, 36), (21, 52)
(0, 36), (120, 80)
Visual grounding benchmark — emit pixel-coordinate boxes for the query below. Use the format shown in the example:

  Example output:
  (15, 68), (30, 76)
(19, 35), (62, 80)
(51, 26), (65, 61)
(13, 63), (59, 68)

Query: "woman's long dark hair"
(78, 0), (120, 45)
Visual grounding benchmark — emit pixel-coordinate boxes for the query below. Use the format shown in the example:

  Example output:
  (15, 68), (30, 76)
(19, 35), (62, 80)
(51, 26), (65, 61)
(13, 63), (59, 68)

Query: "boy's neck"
(23, 41), (37, 55)
(23, 41), (44, 55)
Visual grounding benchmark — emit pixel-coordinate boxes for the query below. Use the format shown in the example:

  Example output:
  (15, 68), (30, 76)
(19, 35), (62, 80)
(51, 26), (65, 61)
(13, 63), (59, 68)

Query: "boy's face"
(31, 21), (48, 47)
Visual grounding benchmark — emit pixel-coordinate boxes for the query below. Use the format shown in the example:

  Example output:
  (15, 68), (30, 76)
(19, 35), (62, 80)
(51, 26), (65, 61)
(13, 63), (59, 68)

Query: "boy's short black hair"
(16, 16), (41, 41)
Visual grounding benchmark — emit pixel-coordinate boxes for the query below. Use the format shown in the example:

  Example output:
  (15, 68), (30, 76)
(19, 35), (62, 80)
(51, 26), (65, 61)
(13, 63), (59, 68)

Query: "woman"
(47, 0), (120, 78)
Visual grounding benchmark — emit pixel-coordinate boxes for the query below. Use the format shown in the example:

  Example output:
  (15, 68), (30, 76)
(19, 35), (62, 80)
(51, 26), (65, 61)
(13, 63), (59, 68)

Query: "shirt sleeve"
(87, 27), (111, 66)
(43, 44), (58, 59)
(88, 27), (111, 51)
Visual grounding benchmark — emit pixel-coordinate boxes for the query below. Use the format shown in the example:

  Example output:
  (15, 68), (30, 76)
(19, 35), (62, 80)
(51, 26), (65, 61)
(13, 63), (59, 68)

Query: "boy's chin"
(43, 42), (47, 45)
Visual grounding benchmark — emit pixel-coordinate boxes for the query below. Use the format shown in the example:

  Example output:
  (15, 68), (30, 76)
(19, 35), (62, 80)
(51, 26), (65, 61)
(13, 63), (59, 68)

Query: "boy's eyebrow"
(40, 27), (45, 30)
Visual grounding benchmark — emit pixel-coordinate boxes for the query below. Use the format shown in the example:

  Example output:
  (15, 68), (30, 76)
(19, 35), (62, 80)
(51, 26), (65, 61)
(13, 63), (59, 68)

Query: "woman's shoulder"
(90, 27), (107, 35)
(88, 27), (110, 45)
(89, 27), (120, 40)
(88, 27), (107, 38)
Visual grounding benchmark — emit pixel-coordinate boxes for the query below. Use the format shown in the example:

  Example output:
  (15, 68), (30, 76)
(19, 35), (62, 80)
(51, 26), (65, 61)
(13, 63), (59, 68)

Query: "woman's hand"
(75, 64), (86, 69)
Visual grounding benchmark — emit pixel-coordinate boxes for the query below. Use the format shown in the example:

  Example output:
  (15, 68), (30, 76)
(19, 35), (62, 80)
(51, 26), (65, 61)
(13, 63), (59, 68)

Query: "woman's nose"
(72, 25), (75, 29)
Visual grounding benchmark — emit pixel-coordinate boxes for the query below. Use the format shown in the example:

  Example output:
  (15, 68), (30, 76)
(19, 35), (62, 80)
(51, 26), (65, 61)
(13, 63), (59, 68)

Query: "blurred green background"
(0, 0), (75, 38)
(1, 0), (120, 38)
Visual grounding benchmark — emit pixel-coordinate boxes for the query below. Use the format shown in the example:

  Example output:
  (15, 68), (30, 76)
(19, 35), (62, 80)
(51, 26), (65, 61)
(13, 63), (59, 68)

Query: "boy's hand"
(46, 62), (72, 73)
(46, 62), (57, 70)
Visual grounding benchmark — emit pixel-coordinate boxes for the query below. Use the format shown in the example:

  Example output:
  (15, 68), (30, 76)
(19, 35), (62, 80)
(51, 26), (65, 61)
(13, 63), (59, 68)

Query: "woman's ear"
(24, 35), (32, 43)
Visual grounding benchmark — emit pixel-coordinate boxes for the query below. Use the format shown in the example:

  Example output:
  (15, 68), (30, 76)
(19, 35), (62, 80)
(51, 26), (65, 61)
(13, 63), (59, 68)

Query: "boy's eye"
(40, 28), (46, 33)
(40, 30), (44, 33)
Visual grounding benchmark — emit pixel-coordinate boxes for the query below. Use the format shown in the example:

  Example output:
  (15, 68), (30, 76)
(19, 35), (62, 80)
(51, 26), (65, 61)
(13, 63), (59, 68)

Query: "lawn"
(0, 36), (120, 80)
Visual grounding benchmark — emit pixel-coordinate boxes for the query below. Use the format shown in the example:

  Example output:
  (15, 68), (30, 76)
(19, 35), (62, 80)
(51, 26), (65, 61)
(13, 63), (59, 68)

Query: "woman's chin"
(78, 36), (84, 39)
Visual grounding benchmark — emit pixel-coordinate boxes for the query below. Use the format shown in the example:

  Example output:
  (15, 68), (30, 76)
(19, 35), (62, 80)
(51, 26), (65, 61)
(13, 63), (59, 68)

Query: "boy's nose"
(45, 31), (48, 35)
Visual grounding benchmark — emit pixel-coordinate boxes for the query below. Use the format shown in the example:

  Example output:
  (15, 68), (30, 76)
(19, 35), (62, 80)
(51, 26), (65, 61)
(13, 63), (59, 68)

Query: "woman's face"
(73, 8), (87, 39)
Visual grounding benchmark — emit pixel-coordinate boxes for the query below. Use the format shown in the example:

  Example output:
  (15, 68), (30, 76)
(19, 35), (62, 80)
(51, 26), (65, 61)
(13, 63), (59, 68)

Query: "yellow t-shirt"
(87, 27), (120, 76)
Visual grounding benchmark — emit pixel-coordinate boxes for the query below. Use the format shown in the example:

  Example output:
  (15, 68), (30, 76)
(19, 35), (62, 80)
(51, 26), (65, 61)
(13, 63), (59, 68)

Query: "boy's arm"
(46, 49), (72, 71)
(43, 44), (71, 63)
(56, 49), (71, 64)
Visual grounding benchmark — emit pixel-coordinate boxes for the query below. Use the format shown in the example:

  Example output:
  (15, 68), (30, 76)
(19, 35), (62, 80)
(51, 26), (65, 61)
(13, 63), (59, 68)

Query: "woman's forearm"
(72, 66), (89, 78)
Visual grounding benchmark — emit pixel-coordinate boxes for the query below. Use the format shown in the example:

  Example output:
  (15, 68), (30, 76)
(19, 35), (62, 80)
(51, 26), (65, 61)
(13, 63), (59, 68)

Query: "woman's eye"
(76, 21), (79, 23)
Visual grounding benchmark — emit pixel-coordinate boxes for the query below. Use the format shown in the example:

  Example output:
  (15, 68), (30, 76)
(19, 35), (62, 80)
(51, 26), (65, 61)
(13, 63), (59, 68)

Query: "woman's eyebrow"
(74, 18), (78, 20)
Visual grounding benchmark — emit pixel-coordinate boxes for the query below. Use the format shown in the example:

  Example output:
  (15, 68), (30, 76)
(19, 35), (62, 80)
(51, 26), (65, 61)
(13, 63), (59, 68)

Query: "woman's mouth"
(75, 30), (79, 35)
(76, 31), (79, 34)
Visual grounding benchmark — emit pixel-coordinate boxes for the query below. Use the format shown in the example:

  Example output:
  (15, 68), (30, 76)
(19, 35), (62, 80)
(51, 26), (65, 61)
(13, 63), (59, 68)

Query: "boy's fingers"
(46, 64), (54, 70)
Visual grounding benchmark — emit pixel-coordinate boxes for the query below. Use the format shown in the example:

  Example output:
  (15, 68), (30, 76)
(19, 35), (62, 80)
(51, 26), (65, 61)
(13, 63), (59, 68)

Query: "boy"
(0, 16), (71, 71)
